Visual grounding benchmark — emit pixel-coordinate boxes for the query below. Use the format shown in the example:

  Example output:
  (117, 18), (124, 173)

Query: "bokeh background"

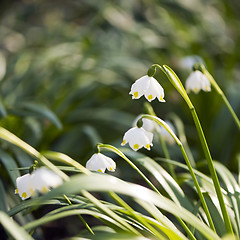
(0, 0), (239, 239)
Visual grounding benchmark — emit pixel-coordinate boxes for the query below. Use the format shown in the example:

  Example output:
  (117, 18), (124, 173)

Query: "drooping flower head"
(86, 153), (116, 173)
(15, 173), (34, 200)
(129, 75), (165, 102)
(186, 70), (211, 94)
(32, 167), (63, 193)
(15, 167), (63, 200)
(121, 126), (153, 151)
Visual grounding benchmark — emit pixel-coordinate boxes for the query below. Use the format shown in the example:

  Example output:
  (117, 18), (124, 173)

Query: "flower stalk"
(197, 63), (240, 130)
(140, 114), (216, 233)
(159, 65), (233, 234)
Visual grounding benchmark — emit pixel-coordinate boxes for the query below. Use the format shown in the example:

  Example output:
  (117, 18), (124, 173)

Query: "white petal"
(144, 77), (165, 102)
(129, 76), (150, 99)
(86, 153), (116, 173)
(16, 173), (34, 200)
(122, 127), (153, 151)
(201, 74), (211, 92)
(32, 167), (63, 193)
(186, 71), (209, 94)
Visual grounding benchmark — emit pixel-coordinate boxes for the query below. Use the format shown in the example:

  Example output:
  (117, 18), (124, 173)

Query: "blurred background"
(0, 0), (239, 238)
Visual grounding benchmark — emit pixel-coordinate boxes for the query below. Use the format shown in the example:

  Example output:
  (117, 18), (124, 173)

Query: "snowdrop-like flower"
(15, 173), (34, 200)
(15, 167), (63, 200)
(121, 127), (153, 151)
(158, 121), (176, 145)
(186, 70), (211, 94)
(86, 153), (116, 173)
(133, 114), (156, 132)
(129, 75), (165, 102)
(32, 167), (63, 193)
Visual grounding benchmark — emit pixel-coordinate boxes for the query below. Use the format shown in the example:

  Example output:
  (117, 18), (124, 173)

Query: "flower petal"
(129, 76), (150, 99)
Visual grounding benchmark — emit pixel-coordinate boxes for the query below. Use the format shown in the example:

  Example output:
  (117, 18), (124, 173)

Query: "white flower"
(15, 173), (34, 200)
(15, 167), (63, 200)
(186, 70), (211, 94)
(158, 121), (176, 145)
(121, 127), (153, 151)
(86, 153), (116, 173)
(133, 114), (156, 132)
(32, 167), (63, 193)
(129, 75), (165, 102)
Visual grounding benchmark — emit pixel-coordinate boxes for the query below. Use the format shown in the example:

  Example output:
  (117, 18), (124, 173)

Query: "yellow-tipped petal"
(22, 192), (27, 199)
(133, 144), (139, 150)
(98, 169), (103, 172)
(41, 187), (49, 193)
(148, 95), (153, 100)
(146, 144), (150, 149)
(15, 188), (18, 194)
(133, 92), (138, 98)
(122, 140), (126, 145)
(160, 95), (164, 101)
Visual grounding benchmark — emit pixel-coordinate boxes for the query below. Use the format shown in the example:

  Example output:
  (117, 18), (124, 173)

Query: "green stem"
(63, 194), (94, 235)
(141, 115), (216, 233)
(158, 64), (234, 234)
(144, 102), (177, 180)
(201, 66), (240, 131)
(109, 192), (166, 239)
(82, 190), (142, 236)
(190, 108), (233, 234)
(97, 144), (161, 195)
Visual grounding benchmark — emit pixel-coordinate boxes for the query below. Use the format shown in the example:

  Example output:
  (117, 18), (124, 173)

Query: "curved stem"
(97, 144), (161, 195)
(141, 115), (216, 233)
(190, 108), (233, 234)
(201, 65), (240, 131)
(159, 65), (233, 234)
(63, 194), (94, 235)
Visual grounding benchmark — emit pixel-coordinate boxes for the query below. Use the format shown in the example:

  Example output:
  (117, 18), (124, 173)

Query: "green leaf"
(0, 211), (33, 240)
(0, 149), (20, 187)
(14, 102), (62, 129)
(37, 174), (220, 239)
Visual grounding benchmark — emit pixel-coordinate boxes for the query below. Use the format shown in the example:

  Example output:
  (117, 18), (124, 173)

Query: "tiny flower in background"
(129, 75), (165, 102)
(32, 167), (63, 193)
(86, 153), (116, 173)
(121, 127), (153, 151)
(15, 173), (34, 200)
(15, 167), (63, 200)
(186, 70), (211, 94)
(158, 121), (176, 145)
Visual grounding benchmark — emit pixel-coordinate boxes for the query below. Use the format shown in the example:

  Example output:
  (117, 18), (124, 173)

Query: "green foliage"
(0, 0), (239, 239)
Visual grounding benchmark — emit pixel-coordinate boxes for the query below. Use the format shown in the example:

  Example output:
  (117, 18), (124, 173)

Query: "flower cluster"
(15, 167), (63, 200)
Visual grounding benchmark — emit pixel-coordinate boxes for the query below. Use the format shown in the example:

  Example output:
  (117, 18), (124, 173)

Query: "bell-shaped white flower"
(121, 127), (153, 151)
(186, 70), (211, 94)
(133, 114), (156, 132)
(86, 153), (116, 173)
(129, 75), (165, 102)
(32, 167), (63, 193)
(15, 173), (34, 200)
